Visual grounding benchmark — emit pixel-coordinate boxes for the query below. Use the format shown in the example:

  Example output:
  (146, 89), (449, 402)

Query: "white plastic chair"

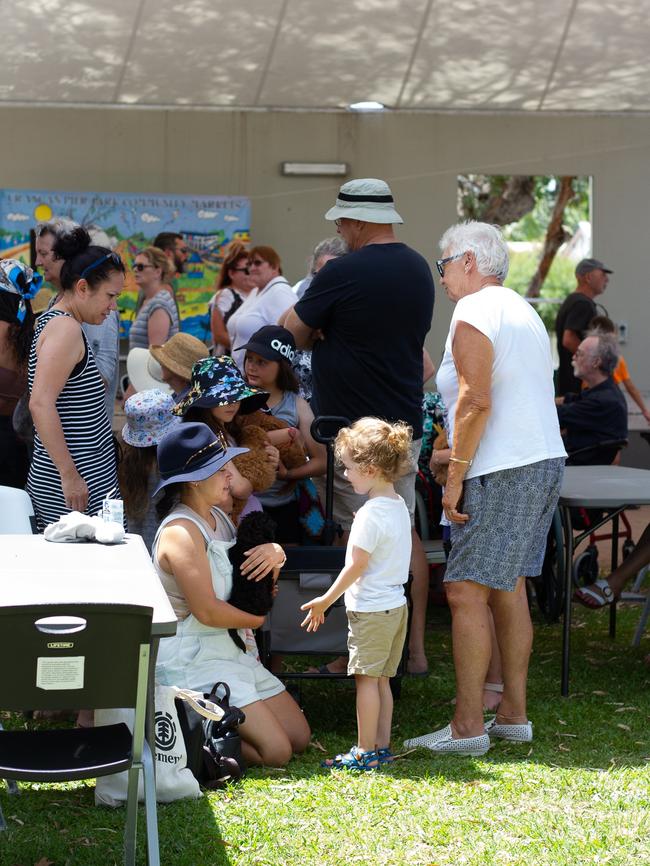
(0, 486), (36, 534)
(624, 565), (650, 647)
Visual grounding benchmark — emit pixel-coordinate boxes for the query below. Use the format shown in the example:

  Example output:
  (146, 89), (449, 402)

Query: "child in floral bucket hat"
(119, 388), (180, 552)
(174, 355), (277, 522)
(173, 355), (268, 416)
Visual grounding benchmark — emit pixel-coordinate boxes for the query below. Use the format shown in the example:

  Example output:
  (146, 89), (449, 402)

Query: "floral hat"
(173, 355), (269, 417)
(122, 389), (181, 448)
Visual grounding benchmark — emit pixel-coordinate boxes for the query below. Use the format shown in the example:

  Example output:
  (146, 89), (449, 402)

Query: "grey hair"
(586, 331), (619, 376)
(309, 236), (347, 274)
(439, 221), (509, 283)
(36, 216), (78, 239)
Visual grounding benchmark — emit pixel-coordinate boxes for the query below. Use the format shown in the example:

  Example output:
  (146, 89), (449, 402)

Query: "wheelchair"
(532, 438), (632, 623)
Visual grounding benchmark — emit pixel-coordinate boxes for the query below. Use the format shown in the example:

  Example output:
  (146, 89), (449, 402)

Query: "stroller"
(258, 416), (411, 697)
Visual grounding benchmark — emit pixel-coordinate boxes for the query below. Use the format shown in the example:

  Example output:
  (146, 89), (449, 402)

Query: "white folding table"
(0, 533), (177, 744)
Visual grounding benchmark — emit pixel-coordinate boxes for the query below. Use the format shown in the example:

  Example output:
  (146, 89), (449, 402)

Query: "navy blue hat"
(153, 421), (248, 495)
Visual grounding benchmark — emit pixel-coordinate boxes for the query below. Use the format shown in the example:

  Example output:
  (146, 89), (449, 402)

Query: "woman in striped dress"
(27, 227), (126, 531)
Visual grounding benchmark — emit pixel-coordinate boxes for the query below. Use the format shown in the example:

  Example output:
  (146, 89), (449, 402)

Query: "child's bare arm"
(300, 545), (370, 632)
(266, 427), (296, 447)
(622, 377), (650, 423)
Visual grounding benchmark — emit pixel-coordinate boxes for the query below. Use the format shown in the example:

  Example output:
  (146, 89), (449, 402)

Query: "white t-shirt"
(228, 276), (295, 370)
(436, 285), (566, 480)
(344, 496), (411, 613)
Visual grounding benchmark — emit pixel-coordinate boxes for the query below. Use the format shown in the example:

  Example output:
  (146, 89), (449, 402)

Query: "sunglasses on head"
(80, 251), (123, 279)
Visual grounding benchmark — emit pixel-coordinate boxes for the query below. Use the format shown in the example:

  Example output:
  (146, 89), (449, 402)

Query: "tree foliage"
(456, 174), (591, 311)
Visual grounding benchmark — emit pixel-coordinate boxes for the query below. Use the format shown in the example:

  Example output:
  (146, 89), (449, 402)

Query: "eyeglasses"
(231, 267), (250, 275)
(80, 252), (123, 279)
(132, 263), (154, 272)
(249, 259), (266, 267)
(435, 252), (465, 278)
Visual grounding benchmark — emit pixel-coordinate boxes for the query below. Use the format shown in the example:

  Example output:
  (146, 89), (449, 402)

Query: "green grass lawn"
(2, 603), (649, 866)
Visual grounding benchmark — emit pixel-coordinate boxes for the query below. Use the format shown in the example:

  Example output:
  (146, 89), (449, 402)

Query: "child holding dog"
(237, 325), (327, 543)
(300, 417), (412, 771)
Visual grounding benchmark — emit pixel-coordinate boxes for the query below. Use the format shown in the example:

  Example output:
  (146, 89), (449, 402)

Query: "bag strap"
(172, 687), (225, 722)
(206, 681), (231, 707)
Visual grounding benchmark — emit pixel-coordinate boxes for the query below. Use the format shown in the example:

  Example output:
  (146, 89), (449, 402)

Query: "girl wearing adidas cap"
(238, 325), (327, 543)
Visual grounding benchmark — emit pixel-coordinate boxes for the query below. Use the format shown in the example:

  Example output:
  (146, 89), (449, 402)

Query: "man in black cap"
(555, 257), (612, 396)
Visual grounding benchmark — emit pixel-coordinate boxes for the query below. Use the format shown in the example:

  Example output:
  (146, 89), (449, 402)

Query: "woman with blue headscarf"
(0, 259), (41, 488)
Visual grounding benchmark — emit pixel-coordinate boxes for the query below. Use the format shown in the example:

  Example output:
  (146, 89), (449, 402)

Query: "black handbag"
(175, 681), (246, 789)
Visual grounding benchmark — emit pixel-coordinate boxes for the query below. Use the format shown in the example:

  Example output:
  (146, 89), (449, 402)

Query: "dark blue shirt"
(557, 377), (627, 456)
(294, 243), (435, 439)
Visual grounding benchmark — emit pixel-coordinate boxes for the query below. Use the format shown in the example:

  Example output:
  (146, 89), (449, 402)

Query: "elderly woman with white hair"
(405, 221), (566, 756)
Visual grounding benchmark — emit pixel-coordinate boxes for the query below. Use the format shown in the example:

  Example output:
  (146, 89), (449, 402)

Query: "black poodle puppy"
(228, 511), (278, 652)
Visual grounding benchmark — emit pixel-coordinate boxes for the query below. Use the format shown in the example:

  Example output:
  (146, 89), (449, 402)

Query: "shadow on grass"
(0, 783), (229, 866)
(284, 604), (650, 776)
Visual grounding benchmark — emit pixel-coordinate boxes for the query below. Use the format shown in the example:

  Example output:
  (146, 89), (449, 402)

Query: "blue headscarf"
(0, 259), (43, 323)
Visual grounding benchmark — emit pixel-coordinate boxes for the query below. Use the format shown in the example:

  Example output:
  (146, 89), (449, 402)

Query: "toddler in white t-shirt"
(301, 417), (412, 771)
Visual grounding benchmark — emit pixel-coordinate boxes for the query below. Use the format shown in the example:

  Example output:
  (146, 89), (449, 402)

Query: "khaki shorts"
(347, 604), (408, 678)
(316, 438), (421, 532)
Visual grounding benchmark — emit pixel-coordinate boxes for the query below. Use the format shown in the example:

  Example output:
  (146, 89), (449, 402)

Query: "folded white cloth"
(44, 511), (125, 544)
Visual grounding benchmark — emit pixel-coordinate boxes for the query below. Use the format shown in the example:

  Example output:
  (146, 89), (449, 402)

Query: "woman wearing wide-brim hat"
(153, 421), (311, 766)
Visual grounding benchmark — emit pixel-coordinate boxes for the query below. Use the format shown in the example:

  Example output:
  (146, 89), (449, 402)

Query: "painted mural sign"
(0, 188), (251, 340)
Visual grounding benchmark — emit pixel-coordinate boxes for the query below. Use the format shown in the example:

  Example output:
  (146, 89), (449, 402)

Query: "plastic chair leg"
(123, 765), (140, 866)
(632, 596), (650, 647)
(142, 740), (160, 866)
(0, 772), (22, 833)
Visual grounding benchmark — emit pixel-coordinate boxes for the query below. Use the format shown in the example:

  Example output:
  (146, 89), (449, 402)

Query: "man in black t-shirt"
(285, 177), (435, 675)
(286, 178), (434, 524)
(555, 257), (612, 395)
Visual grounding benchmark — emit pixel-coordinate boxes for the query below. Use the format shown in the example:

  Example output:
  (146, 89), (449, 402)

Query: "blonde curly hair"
(335, 417), (413, 482)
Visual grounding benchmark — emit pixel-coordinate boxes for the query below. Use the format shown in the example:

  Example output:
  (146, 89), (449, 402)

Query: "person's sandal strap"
(575, 579), (614, 608)
(329, 746), (379, 771)
(377, 747), (395, 763)
(483, 682), (504, 694)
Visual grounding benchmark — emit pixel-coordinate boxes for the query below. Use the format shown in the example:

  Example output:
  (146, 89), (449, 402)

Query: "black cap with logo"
(235, 325), (297, 364)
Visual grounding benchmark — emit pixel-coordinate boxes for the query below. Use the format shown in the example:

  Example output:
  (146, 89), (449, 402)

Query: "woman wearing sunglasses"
(228, 245), (295, 371)
(129, 246), (180, 352)
(27, 227), (126, 530)
(209, 241), (254, 355)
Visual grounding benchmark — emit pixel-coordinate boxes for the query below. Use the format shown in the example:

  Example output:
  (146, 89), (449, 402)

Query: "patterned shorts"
(444, 457), (565, 592)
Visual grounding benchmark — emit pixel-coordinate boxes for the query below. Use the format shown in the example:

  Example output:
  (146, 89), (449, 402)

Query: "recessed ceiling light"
(348, 101), (385, 112)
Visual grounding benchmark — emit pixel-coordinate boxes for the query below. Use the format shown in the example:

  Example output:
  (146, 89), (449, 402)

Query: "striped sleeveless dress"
(27, 310), (120, 531)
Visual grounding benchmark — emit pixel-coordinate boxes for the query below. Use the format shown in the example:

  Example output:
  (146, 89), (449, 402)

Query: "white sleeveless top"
(152, 503), (236, 620)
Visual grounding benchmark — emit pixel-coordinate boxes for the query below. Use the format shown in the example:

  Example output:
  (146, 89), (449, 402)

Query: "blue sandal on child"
(322, 746), (379, 771)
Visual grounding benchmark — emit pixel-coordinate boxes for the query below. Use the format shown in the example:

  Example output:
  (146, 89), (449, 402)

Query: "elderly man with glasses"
(556, 332), (628, 461)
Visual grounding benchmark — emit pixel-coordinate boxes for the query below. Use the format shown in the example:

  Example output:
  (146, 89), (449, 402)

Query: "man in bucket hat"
(284, 177), (435, 676)
(555, 257), (613, 396)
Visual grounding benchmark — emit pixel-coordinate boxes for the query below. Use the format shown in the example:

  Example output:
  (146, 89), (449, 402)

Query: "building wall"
(2, 106), (649, 380)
